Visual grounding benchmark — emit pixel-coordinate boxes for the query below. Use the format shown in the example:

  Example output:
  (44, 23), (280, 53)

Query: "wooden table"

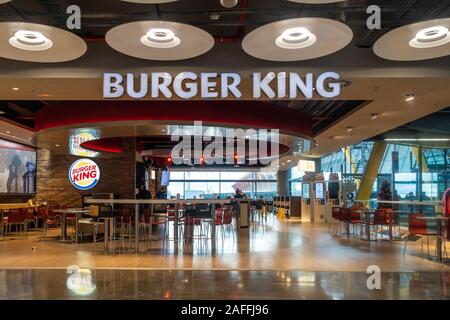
(416, 216), (449, 262)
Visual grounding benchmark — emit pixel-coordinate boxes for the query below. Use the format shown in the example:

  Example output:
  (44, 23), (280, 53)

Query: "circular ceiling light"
(0, 22), (87, 62)
(409, 26), (449, 48)
(106, 21), (214, 61)
(373, 18), (450, 61)
(275, 27), (317, 49)
(288, 0), (348, 3)
(9, 30), (53, 51)
(242, 18), (353, 61)
(120, 0), (177, 3)
(140, 28), (180, 48)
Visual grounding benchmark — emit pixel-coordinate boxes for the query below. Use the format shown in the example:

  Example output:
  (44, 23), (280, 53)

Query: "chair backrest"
(8, 209), (25, 224)
(339, 208), (351, 221)
(141, 209), (151, 223)
(408, 214), (427, 234)
(373, 209), (387, 225)
(215, 208), (223, 224)
(332, 207), (341, 219)
(222, 208), (233, 225)
(24, 208), (34, 220)
(121, 208), (132, 224)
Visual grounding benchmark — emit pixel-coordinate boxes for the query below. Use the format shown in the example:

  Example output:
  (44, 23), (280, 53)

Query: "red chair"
(329, 207), (341, 233)
(41, 207), (62, 240)
(24, 208), (36, 230)
(349, 208), (364, 239)
(403, 214), (436, 257)
(366, 209), (389, 241)
(215, 207), (235, 240)
(5, 209), (26, 235)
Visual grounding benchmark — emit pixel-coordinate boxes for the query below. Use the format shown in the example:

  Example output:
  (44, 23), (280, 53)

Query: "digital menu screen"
(302, 183), (310, 199)
(315, 182), (324, 200)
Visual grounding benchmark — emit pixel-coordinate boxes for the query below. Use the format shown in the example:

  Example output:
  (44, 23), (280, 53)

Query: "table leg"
(75, 212), (79, 244)
(62, 213), (67, 241)
(212, 204), (216, 257)
(174, 203), (179, 255)
(346, 221), (350, 238)
(104, 218), (109, 253)
(436, 221), (442, 262)
(135, 204), (139, 254)
(366, 212), (370, 241)
(389, 214), (393, 241)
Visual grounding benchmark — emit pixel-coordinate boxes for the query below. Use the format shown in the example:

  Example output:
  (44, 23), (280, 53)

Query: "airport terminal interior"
(0, 0), (449, 300)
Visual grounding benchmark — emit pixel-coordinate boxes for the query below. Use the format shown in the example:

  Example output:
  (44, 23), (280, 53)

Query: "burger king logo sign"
(69, 159), (100, 190)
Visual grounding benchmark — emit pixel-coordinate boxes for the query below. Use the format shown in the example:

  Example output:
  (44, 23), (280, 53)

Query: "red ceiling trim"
(35, 101), (313, 138)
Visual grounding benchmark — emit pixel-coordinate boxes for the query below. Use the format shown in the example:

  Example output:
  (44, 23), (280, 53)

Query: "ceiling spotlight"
(409, 26), (449, 49)
(12, 87), (19, 91)
(140, 28), (180, 48)
(9, 30), (53, 51)
(370, 113), (379, 120)
(6, 131), (10, 134)
(275, 27), (317, 49)
(286, 160), (292, 163)
(55, 144), (60, 147)
(220, 0), (238, 8)
(405, 93), (415, 102)
(346, 126), (353, 133)
(0, 111), (5, 115)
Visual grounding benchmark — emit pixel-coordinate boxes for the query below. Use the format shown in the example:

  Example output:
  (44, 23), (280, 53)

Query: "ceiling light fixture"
(385, 138), (450, 142)
(9, 30), (53, 51)
(370, 113), (379, 120)
(409, 26), (450, 49)
(12, 87), (19, 91)
(6, 131), (10, 134)
(346, 126), (353, 132)
(140, 28), (180, 48)
(405, 93), (415, 101)
(0, 111), (5, 115)
(275, 27), (317, 49)
(55, 144), (60, 147)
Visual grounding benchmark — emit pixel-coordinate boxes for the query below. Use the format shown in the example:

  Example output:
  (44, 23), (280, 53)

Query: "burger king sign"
(69, 159), (100, 190)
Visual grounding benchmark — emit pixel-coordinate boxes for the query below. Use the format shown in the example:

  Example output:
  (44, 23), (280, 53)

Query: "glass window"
(184, 181), (220, 199)
(169, 171), (184, 180)
(220, 171), (252, 180)
(185, 171), (220, 180)
(167, 182), (184, 199)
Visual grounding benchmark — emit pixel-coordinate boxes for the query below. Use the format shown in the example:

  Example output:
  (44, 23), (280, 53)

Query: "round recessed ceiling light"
(373, 18), (450, 61)
(140, 28), (180, 48)
(288, 0), (348, 3)
(409, 26), (449, 48)
(120, 0), (177, 3)
(275, 27), (317, 49)
(242, 18), (353, 61)
(0, 22), (87, 62)
(9, 30), (53, 51)
(106, 21), (214, 61)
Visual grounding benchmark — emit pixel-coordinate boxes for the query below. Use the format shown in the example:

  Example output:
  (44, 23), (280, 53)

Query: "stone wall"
(36, 139), (136, 207)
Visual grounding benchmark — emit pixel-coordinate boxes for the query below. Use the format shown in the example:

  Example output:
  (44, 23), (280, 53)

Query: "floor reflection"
(0, 269), (448, 300)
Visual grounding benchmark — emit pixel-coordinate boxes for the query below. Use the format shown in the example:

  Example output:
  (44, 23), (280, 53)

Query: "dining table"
(53, 208), (92, 242)
(416, 215), (449, 262)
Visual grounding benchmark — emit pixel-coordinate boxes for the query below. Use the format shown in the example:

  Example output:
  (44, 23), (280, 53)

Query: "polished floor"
(0, 214), (448, 272)
(0, 269), (449, 299)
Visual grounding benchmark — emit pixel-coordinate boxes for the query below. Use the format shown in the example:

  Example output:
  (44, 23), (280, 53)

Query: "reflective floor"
(0, 269), (449, 300)
(0, 214), (447, 272)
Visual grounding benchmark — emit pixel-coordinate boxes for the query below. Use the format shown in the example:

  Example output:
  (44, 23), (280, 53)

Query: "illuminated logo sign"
(103, 71), (341, 100)
(69, 159), (100, 190)
(69, 131), (98, 157)
(298, 160), (315, 172)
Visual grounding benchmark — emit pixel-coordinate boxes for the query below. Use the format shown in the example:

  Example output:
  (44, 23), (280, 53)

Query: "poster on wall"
(0, 139), (36, 194)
